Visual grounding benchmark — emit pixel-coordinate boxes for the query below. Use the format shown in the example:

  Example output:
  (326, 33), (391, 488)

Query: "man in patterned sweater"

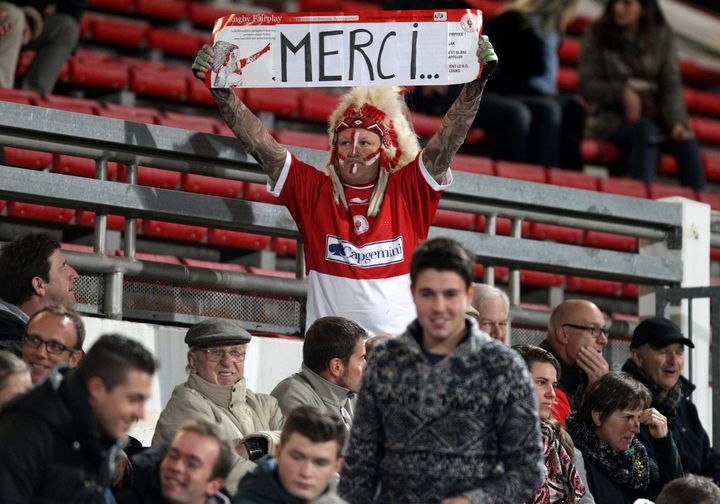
(339, 237), (544, 504)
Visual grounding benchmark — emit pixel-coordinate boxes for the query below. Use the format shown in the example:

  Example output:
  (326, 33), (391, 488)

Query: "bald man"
(540, 299), (609, 421)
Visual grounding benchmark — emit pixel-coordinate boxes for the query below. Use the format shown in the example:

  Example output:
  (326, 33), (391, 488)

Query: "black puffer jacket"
(623, 359), (720, 484)
(0, 367), (123, 503)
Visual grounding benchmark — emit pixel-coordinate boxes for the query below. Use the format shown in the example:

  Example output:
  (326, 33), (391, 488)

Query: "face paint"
(351, 130), (359, 175)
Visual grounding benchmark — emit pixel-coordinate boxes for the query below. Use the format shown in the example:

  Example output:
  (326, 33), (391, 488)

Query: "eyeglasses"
(200, 347), (247, 362)
(562, 324), (608, 339)
(22, 334), (77, 355)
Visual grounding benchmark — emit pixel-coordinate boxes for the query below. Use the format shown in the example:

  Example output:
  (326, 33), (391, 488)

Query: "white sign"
(208, 9), (483, 89)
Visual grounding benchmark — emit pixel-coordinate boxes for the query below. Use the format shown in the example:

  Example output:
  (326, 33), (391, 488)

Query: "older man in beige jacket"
(153, 318), (284, 493)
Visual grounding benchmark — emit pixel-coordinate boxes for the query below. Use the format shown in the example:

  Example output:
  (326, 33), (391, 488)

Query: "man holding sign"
(192, 12), (496, 337)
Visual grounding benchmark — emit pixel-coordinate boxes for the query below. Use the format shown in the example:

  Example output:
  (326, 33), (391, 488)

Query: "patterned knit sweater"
(339, 318), (544, 504)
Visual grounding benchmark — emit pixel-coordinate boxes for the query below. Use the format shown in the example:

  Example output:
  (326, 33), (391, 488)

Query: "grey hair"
(655, 474), (720, 504)
(472, 284), (509, 312)
(0, 350), (29, 389)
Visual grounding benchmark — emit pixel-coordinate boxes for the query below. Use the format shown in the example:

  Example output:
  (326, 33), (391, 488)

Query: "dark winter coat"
(0, 366), (123, 503)
(623, 359), (720, 484)
(581, 435), (683, 504)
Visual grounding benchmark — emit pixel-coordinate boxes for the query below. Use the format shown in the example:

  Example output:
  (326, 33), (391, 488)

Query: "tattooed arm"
(422, 35), (497, 183)
(193, 44), (287, 184)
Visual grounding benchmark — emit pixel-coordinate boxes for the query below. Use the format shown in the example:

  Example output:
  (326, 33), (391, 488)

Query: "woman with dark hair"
(578, 0), (705, 189)
(484, 0), (587, 170)
(567, 372), (683, 503)
(514, 344), (594, 503)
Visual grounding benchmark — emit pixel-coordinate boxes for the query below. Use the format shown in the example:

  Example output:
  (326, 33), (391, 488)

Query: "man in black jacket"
(622, 317), (720, 485)
(0, 333), (156, 503)
(0, 233), (78, 354)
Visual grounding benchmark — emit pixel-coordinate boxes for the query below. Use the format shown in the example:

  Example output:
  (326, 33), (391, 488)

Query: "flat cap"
(185, 318), (252, 349)
(630, 317), (694, 349)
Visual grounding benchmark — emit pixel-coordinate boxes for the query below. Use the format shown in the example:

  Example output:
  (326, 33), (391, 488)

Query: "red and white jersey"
(270, 151), (451, 336)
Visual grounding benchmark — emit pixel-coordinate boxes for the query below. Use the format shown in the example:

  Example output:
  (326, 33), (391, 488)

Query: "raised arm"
(422, 35), (497, 183)
(192, 44), (287, 185)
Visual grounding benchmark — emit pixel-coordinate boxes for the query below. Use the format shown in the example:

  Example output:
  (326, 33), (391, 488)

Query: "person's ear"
(31, 276), (45, 297)
(334, 456), (344, 474)
(68, 349), (83, 368)
(466, 282), (477, 302)
(630, 349), (644, 368)
(274, 442), (282, 459)
(205, 477), (224, 497)
(591, 410), (602, 428)
(328, 357), (343, 379)
(187, 352), (197, 373)
(86, 376), (107, 402)
(554, 325), (569, 345)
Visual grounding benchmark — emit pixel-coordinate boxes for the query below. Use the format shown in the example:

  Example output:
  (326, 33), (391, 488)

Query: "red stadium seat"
(271, 237), (298, 256)
(207, 229), (271, 250)
(451, 154), (494, 175)
(86, 0), (132, 12)
(581, 139), (619, 166)
(7, 202), (75, 224)
(135, 0), (187, 21)
(244, 88), (302, 117)
(187, 77), (215, 106)
(704, 151), (720, 181)
(659, 154), (677, 176)
(464, 0), (504, 18)
(584, 231), (638, 252)
(496, 160), (546, 182)
(246, 266), (296, 278)
(0, 88), (39, 105)
(3, 147), (52, 169)
(148, 28), (206, 58)
(0, 200), (6, 213)
(298, 0), (343, 11)
(340, 1), (382, 10)
(274, 130), (328, 150)
(520, 270), (565, 287)
(67, 58), (129, 90)
(181, 173), (243, 198)
(37, 94), (99, 115)
(130, 67), (187, 100)
(52, 155), (120, 179)
(547, 168), (598, 191)
(530, 223), (584, 244)
(476, 215), (531, 236)
(648, 182), (696, 201)
(98, 103), (160, 124)
(243, 182), (281, 205)
(298, 90), (342, 123)
(158, 112), (221, 134)
(679, 61), (720, 87)
(76, 212), (139, 231)
(689, 117), (720, 145)
(181, 258), (247, 273)
(622, 283), (639, 299)
(567, 276), (622, 296)
(473, 264), (509, 282)
(118, 166), (181, 189)
(433, 210), (475, 230)
(558, 39), (580, 65)
(187, 3), (235, 28)
(142, 220), (208, 242)
(598, 176), (648, 198)
(87, 16), (150, 48)
(697, 191), (720, 210)
(410, 112), (442, 139)
(556, 67), (578, 92)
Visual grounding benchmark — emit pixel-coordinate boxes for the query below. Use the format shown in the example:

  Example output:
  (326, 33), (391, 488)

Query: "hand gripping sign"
(208, 9), (483, 89)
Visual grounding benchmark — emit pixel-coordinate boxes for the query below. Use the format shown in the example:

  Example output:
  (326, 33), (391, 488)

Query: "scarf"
(567, 412), (650, 491)
(622, 360), (684, 416)
(528, 422), (586, 504)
